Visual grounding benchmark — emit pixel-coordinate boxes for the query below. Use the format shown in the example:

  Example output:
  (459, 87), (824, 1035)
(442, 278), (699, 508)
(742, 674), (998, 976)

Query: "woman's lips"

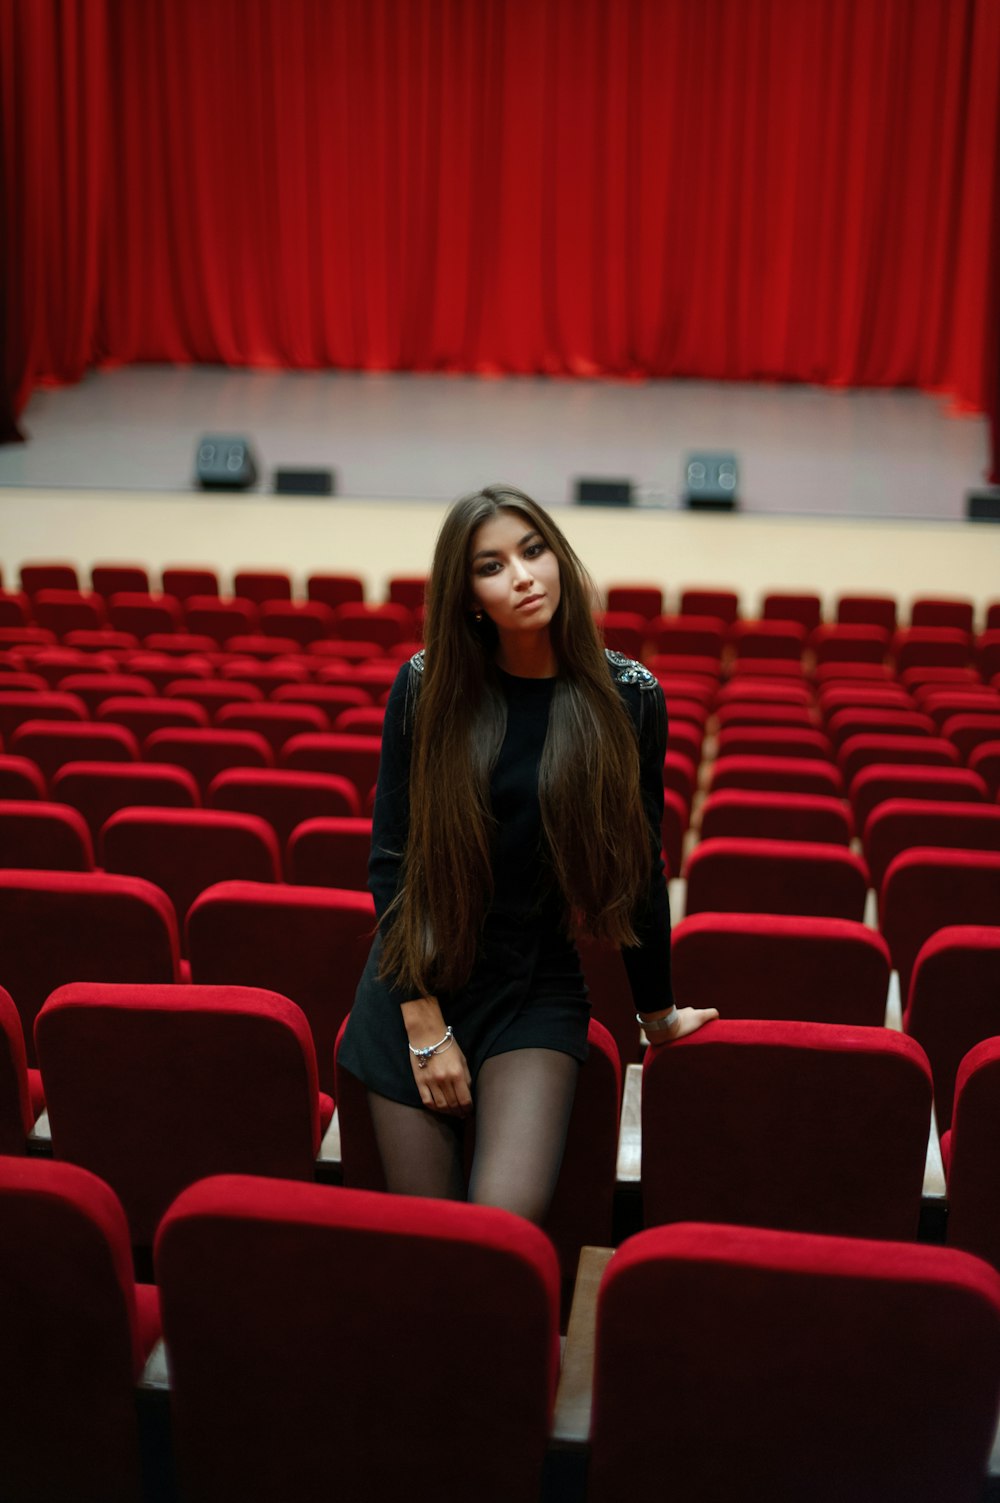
(515, 594), (543, 610)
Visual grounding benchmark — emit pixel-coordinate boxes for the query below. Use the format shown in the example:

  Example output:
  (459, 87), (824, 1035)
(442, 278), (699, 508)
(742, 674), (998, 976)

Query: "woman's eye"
(525, 542), (547, 558)
(476, 561), (501, 576)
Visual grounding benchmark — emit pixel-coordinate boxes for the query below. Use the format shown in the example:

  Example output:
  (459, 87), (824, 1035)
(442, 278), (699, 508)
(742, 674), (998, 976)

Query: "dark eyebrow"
(471, 530), (541, 563)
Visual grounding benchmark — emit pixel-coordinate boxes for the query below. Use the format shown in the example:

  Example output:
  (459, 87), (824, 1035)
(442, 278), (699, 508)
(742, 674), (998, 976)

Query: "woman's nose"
(512, 559), (533, 585)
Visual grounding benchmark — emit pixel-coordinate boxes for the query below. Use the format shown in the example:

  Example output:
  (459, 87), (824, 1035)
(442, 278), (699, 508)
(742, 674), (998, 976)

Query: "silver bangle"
(408, 1025), (455, 1069)
(637, 1006), (678, 1035)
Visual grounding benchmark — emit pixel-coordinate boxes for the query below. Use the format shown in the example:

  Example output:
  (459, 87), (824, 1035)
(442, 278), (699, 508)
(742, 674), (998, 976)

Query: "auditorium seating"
(0, 799), (94, 870)
(187, 881), (373, 1091)
(10, 719), (139, 779)
(942, 1038), (1000, 1271)
(699, 790), (853, 845)
(278, 731), (381, 798)
(155, 1176), (559, 1503)
(286, 815), (373, 889)
(863, 798), (1000, 890)
(0, 1157), (160, 1503)
(850, 762), (987, 832)
(36, 982), (333, 1245)
(51, 761), (200, 840)
(586, 1222), (1000, 1503)
(0, 986), (43, 1152)
(684, 838), (868, 919)
(879, 848), (1000, 998)
(207, 767), (360, 844)
(903, 926), (1000, 1132)
(143, 727), (274, 795)
(641, 1020), (931, 1237)
(672, 913), (890, 1026)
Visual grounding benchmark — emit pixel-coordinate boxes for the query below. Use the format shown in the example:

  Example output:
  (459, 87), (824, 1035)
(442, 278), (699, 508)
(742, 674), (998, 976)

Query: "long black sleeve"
(619, 675), (675, 1013)
(367, 660), (418, 1006)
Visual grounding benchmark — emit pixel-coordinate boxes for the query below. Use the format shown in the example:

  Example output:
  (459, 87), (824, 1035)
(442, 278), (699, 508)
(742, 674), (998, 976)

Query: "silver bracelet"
(637, 1006), (678, 1035)
(408, 1025), (455, 1069)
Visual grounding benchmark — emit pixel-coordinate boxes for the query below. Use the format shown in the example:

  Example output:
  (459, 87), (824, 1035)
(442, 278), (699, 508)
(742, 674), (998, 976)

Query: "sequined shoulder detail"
(409, 649), (426, 674)
(605, 648), (657, 688)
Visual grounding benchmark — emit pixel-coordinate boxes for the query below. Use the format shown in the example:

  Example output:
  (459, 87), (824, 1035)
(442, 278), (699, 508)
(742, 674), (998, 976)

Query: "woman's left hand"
(645, 1006), (720, 1046)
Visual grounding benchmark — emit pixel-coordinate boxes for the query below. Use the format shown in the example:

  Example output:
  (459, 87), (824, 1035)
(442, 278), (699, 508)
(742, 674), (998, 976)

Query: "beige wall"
(2, 488), (997, 621)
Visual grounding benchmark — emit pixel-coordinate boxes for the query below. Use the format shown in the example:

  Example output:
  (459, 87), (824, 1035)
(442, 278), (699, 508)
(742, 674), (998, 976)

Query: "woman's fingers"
(646, 1005), (720, 1046)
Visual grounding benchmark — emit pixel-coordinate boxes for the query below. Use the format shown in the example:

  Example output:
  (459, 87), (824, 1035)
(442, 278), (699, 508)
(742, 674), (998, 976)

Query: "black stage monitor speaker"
(274, 468), (336, 496)
(966, 489), (1000, 522)
(196, 435), (258, 491)
(684, 452), (739, 511)
(575, 477), (634, 507)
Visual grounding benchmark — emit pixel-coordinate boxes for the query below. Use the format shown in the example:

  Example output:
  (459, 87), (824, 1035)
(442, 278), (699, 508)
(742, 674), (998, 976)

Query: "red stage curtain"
(3, 0), (998, 476)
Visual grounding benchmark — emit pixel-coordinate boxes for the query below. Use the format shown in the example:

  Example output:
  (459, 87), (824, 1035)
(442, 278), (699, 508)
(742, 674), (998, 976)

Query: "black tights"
(367, 1048), (580, 1226)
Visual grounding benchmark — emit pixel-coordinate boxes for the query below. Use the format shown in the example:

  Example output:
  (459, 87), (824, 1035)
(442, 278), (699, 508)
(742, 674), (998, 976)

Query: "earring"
(473, 610), (484, 623)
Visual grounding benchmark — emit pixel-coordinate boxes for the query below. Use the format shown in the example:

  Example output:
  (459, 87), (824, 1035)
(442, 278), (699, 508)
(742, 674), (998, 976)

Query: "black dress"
(337, 649), (674, 1107)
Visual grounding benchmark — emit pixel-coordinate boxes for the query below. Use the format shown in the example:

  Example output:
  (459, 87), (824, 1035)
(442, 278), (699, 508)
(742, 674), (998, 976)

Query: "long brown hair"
(379, 484), (652, 997)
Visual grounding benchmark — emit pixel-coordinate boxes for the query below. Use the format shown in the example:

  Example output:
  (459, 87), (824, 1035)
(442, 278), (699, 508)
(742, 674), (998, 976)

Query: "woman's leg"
(367, 1090), (467, 1201)
(467, 1048), (580, 1225)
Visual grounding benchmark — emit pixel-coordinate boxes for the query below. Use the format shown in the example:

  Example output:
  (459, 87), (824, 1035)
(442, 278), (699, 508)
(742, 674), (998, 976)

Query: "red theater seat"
(332, 602), (413, 648)
(57, 672), (157, 714)
(144, 727), (274, 795)
(259, 600), (336, 645)
(715, 726), (833, 761)
(647, 614), (727, 659)
(944, 1038), (1000, 1271)
(672, 913), (890, 1026)
(969, 740), (1000, 799)
(850, 763), (988, 832)
(107, 592), (185, 637)
(101, 808), (281, 938)
(903, 927), (1000, 1132)
(810, 623), (890, 665)
(684, 838), (868, 919)
(51, 761), (200, 841)
(34, 588), (107, 634)
(306, 573), (366, 609)
(20, 563), (80, 596)
(864, 798), (1000, 890)
(716, 701), (816, 730)
(836, 593), (897, 635)
(232, 570), (293, 604)
(215, 701), (329, 753)
(90, 565), (151, 598)
(279, 731), (381, 797)
(36, 982), (332, 1245)
(164, 676), (264, 711)
(187, 881), (373, 1091)
(942, 712), (1000, 761)
(0, 754), (47, 800)
(286, 816), (373, 889)
(679, 588), (739, 624)
(587, 1221), (1000, 1503)
(0, 986), (43, 1153)
(97, 695), (210, 738)
(729, 619), (806, 660)
(606, 584), (662, 620)
(593, 611), (646, 660)
(827, 706), (935, 749)
(161, 568), (220, 600)
(894, 626), (972, 674)
(698, 790), (852, 846)
(0, 800), (94, 871)
(708, 755), (844, 799)
(156, 1176), (559, 1503)
(910, 597), (976, 633)
(184, 596), (260, 644)
(0, 870), (180, 1064)
(840, 733), (959, 788)
(880, 848), (1000, 999)
(641, 1020), (930, 1237)
(208, 767), (360, 845)
(761, 592), (822, 632)
(0, 1158), (160, 1503)
(0, 690), (87, 740)
(387, 574), (429, 611)
(11, 719), (139, 781)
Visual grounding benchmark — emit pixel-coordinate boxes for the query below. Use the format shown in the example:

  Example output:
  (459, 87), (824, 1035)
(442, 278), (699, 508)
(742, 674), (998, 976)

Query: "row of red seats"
(6, 1159), (998, 1503)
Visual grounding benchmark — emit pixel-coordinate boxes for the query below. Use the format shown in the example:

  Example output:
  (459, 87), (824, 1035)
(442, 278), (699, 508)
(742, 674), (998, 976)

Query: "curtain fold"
(3, 0), (998, 476)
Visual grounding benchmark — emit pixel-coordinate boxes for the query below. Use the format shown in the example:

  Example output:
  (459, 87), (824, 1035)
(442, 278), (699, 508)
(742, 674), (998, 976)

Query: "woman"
(339, 484), (718, 1224)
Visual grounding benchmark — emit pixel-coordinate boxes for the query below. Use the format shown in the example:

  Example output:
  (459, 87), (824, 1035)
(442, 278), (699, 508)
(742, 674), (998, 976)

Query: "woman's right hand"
(401, 997), (474, 1116)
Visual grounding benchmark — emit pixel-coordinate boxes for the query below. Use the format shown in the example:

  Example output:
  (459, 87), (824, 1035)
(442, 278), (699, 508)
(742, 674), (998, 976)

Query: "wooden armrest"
(550, 1246), (614, 1450)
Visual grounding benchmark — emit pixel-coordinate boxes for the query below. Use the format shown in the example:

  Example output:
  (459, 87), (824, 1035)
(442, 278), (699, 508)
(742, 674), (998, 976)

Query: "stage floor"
(1, 365), (989, 521)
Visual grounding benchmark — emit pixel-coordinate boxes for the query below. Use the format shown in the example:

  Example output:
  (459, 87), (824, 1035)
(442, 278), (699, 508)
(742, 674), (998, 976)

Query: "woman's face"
(468, 509), (562, 637)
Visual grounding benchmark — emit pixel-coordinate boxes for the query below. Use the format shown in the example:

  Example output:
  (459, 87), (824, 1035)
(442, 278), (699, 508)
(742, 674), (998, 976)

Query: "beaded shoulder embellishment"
(410, 649), (426, 674)
(605, 648), (657, 688)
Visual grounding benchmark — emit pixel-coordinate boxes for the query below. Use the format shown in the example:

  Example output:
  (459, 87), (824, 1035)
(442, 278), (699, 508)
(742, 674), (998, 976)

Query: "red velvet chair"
(90, 565), (150, 598)
(880, 848), (1000, 999)
(903, 927), (1000, 1132)
(163, 676), (264, 711)
(716, 700), (816, 730)
(684, 837), (868, 919)
(850, 762), (987, 832)
(0, 1157), (161, 1503)
(864, 798), (1000, 890)
(36, 982), (333, 1245)
(641, 1019), (931, 1237)
(810, 622), (890, 665)
(279, 730), (381, 798)
(259, 600), (336, 646)
(56, 671), (157, 714)
(593, 610), (646, 660)
(715, 725), (833, 762)
(187, 881), (374, 1092)
(10, 718), (139, 781)
(0, 689), (87, 741)
(143, 727), (274, 796)
(0, 986), (44, 1153)
(910, 596), (976, 633)
(0, 870), (181, 1063)
(943, 1038), (1000, 1271)
(0, 753), (47, 799)
(840, 733), (959, 789)
(679, 587), (739, 624)
(334, 1015), (621, 1282)
(662, 749), (698, 806)
(673, 913), (890, 1026)
(96, 695), (210, 738)
(306, 572), (366, 609)
(708, 755), (844, 799)
(918, 688), (1000, 730)
(818, 683), (912, 718)
(333, 705), (387, 735)
(184, 595), (260, 644)
(647, 614), (727, 659)
(160, 568), (221, 600)
(942, 711), (1000, 762)
(606, 584), (663, 620)
(894, 626), (972, 674)
(215, 701), (329, 754)
(19, 562), (80, 596)
(232, 570), (293, 604)
(332, 601), (413, 648)
(51, 760), (200, 841)
(272, 682), (372, 719)
(698, 789), (852, 846)
(387, 574), (430, 611)
(969, 740), (1000, 799)
(588, 1221), (1000, 1503)
(101, 807), (282, 940)
(761, 591), (822, 633)
(0, 799), (94, 870)
(208, 767), (360, 846)
(835, 593), (897, 634)
(827, 705), (935, 749)
(286, 815), (373, 889)
(155, 1176), (559, 1503)
(33, 588), (107, 634)
(107, 592), (185, 637)
(729, 619), (806, 661)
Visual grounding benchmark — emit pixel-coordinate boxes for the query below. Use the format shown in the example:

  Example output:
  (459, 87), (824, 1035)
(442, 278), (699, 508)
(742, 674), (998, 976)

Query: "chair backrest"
(715, 726), (832, 761)
(0, 799), (95, 871)
(864, 798), (1000, 890)
(36, 982), (324, 1244)
(100, 807), (282, 937)
(155, 1175), (560, 1503)
(641, 1019), (931, 1238)
(188, 881), (374, 1092)
(0, 690), (87, 741)
(588, 1220), (1000, 1503)
(905, 926), (1000, 1132)
(0, 985), (36, 1153)
(0, 753), (47, 800)
(850, 762), (987, 831)
(286, 815), (373, 889)
(708, 755), (844, 798)
(51, 760), (200, 840)
(672, 913), (890, 1026)
(946, 1038), (1000, 1271)
(684, 837), (868, 920)
(880, 848), (1000, 998)
(91, 565), (150, 598)
(208, 767), (360, 845)
(232, 570), (293, 604)
(0, 870), (180, 1064)
(144, 727), (274, 796)
(840, 733), (958, 788)
(698, 789), (852, 846)
(278, 731), (381, 796)
(0, 1157), (149, 1503)
(10, 718), (139, 780)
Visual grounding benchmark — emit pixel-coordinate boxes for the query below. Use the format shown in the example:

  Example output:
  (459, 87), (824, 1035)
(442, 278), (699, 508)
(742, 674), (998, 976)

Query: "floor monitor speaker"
(684, 452), (739, 511)
(575, 477), (633, 506)
(195, 435), (258, 491)
(966, 490), (1000, 522)
(274, 469), (336, 496)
